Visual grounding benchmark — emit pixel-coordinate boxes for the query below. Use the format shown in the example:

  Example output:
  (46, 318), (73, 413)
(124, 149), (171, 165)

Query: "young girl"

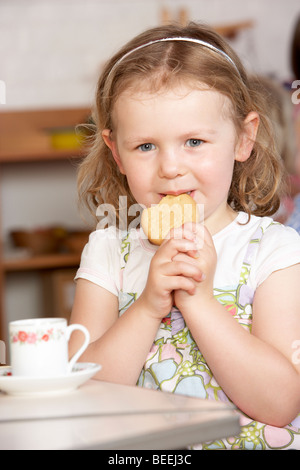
(69, 22), (300, 450)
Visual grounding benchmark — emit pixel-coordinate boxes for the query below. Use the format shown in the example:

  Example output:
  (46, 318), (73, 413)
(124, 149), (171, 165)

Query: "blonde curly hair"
(78, 22), (285, 226)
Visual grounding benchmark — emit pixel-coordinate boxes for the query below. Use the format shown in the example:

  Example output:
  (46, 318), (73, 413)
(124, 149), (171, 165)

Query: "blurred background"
(0, 0), (300, 343)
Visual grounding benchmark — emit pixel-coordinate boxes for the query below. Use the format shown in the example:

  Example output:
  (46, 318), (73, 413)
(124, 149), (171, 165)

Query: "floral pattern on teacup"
(11, 328), (65, 345)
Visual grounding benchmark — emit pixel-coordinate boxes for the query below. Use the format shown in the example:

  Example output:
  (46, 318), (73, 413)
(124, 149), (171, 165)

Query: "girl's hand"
(173, 224), (217, 313)
(139, 226), (204, 321)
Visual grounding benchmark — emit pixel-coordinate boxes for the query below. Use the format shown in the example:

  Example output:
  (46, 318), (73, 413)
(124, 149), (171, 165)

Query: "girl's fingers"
(167, 224), (199, 243)
(165, 223), (207, 251)
(163, 275), (198, 296)
(160, 237), (200, 259)
(164, 259), (205, 282)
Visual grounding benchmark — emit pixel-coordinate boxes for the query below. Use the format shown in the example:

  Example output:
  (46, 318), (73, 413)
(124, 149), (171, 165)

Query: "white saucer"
(0, 362), (101, 396)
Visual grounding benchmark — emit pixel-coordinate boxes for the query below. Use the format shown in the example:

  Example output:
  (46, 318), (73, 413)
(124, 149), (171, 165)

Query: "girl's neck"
(204, 205), (238, 236)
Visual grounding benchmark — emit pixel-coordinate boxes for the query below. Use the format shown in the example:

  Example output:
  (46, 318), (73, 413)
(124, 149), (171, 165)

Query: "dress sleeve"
(252, 223), (300, 287)
(74, 228), (120, 296)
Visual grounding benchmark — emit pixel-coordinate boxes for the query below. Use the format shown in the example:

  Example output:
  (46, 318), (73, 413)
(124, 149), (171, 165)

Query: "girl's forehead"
(117, 76), (205, 97)
(112, 81), (233, 120)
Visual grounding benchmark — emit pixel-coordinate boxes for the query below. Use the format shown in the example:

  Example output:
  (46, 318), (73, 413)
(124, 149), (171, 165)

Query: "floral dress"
(119, 221), (300, 450)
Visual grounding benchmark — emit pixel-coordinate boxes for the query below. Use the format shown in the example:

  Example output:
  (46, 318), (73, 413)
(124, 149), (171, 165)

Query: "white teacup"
(9, 318), (90, 377)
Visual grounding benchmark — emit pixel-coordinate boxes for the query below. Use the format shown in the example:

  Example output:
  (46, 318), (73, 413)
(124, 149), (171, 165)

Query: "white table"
(0, 379), (240, 450)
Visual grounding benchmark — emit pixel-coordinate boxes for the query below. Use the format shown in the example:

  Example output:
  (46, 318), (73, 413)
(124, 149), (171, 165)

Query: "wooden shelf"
(2, 253), (81, 272)
(0, 107), (92, 343)
(0, 107), (91, 163)
(0, 149), (85, 164)
(214, 20), (254, 39)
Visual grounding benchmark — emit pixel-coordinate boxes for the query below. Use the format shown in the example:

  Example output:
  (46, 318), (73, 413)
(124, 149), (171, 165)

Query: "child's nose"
(158, 150), (185, 179)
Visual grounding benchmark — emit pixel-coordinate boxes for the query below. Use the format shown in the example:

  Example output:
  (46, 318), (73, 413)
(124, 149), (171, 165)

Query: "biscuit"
(141, 194), (199, 245)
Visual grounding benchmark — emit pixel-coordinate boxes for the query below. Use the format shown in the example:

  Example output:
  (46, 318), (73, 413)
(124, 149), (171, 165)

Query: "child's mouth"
(159, 190), (195, 199)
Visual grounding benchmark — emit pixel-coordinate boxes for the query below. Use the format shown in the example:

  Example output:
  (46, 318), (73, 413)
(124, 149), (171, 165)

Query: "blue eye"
(138, 143), (155, 152)
(186, 139), (203, 147)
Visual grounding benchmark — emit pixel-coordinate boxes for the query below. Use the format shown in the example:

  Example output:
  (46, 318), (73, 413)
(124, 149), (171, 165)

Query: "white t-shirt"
(75, 212), (300, 300)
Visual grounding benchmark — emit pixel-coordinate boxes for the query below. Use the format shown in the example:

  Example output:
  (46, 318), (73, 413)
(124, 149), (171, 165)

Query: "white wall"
(1, 0), (300, 322)
(1, 0), (300, 112)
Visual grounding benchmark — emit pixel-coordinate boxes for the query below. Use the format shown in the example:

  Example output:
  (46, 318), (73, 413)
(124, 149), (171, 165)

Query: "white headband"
(108, 37), (241, 78)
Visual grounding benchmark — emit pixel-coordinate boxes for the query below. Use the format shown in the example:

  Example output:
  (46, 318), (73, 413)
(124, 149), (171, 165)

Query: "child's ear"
(102, 129), (125, 174)
(235, 111), (259, 162)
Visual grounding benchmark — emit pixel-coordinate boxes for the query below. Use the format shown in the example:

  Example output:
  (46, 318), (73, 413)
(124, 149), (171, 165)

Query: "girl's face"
(103, 83), (258, 234)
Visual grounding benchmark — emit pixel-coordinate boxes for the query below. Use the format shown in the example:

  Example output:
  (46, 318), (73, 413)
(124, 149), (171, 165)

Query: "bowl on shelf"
(48, 127), (84, 150)
(10, 227), (67, 256)
(61, 230), (90, 253)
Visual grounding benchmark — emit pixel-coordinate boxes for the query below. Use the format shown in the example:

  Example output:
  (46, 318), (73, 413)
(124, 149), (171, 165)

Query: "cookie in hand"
(141, 194), (199, 245)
